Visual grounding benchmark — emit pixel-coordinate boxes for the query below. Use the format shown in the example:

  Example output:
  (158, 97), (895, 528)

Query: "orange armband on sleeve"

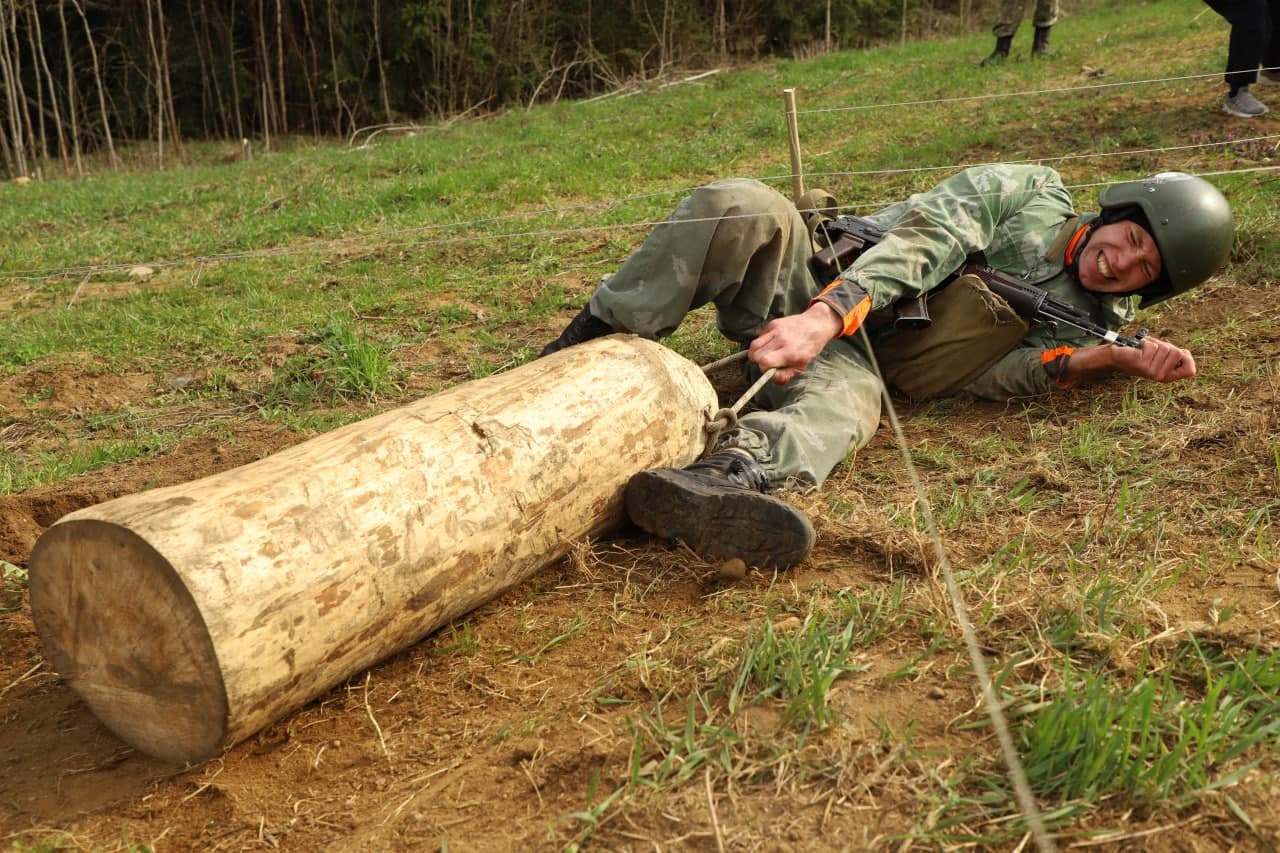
(1040, 345), (1076, 388)
(810, 279), (873, 338)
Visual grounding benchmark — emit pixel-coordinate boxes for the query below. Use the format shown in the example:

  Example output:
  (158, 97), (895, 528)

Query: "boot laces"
(684, 450), (770, 492)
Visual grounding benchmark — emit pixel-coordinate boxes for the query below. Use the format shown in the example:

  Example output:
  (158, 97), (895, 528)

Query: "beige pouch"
(874, 274), (1030, 401)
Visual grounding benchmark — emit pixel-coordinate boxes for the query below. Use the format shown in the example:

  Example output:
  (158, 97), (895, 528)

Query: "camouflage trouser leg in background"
(588, 178), (883, 488)
(991, 0), (1059, 37)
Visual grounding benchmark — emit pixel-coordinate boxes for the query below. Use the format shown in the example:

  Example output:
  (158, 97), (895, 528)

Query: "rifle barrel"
(1037, 302), (1144, 348)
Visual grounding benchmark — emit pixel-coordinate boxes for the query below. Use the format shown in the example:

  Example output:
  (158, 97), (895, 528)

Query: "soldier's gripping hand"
(748, 303), (843, 384)
(1111, 336), (1197, 383)
(1066, 335), (1197, 384)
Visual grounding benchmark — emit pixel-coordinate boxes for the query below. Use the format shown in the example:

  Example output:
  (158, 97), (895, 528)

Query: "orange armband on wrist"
(810, 279), (873, 338)
(1040, 345), (1076, 388)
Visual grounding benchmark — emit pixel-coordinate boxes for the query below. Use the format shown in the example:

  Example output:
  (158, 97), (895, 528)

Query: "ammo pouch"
(873, 274), (1029, 401)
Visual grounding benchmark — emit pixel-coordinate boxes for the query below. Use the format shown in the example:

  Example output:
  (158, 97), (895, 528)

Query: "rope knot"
(702, 407), (737, 456)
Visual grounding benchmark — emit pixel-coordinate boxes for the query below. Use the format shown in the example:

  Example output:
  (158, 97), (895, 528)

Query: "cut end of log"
(29, 519), (228, 764)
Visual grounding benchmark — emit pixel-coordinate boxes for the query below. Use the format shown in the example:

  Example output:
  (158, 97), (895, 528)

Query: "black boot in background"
(624, 450), (815, 569)
(1032, 26), (1052, 57)
(980, 35), (1013, 67)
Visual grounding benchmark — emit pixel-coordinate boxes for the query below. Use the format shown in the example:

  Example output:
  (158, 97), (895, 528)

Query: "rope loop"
(697, 361), (778, 457)
(702, 407), (737, 455)
(705, 407), (738, 433)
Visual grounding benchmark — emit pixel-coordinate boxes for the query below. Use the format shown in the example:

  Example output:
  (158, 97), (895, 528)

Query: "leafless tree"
(325, 0), (350, 136)
(157, 0), (181, 154)
(275, 0), (288, 134)
(56, 0), (82, 175)
(70, 0), (116, 169)
(144, 0), (166, 164)
(372, 0), (391, 123)
(0, 0), (32, 177)
(27, 0), (68, 170)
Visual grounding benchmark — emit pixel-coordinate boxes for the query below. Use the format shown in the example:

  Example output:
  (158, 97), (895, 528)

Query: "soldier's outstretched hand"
(1110, 336), (1197, 383)
(1067, 335), (1197, 385)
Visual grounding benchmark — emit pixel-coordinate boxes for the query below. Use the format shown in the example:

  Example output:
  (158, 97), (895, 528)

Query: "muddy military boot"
(1032, 26), (1052, 58)
(624, 449), (815, 569)
(980, 35), (1013, 67)
(540, 305), (615, 357)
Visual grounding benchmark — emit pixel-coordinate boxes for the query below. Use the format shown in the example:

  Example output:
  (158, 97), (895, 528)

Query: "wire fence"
(4, 65), (1280, 284)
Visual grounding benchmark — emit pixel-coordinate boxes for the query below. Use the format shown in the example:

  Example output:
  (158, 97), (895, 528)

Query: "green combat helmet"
(1097, 172), (1234, 308)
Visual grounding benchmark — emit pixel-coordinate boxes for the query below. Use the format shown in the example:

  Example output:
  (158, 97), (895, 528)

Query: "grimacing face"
(1075, 219), (1163, 294)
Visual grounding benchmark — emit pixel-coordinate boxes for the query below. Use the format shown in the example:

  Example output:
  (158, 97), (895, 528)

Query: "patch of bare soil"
(0, 362), (156, 421)
(3, 269), (1280, 851)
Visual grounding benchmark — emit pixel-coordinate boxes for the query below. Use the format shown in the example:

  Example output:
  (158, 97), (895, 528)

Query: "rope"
(782, 76), (1056, 841)
(699, 349), (775, 455)
(794, 69), (1266, 115)
(694, 304), (1055, 849)
(859, 332), (1057, 850)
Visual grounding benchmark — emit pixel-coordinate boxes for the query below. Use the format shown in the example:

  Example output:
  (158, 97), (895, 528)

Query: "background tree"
(0, 0), (1067, 178)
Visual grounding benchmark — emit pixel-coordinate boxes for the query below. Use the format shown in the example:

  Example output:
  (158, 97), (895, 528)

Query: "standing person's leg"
(1259, 0), (1280, 82)
(1204, 0), (1270, 115)
(981, 0), (1029, 65)
(1031, 0), (1059, 56)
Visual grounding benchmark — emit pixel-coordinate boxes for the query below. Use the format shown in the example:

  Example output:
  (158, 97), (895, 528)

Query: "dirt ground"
(3, 260), (1280, 851)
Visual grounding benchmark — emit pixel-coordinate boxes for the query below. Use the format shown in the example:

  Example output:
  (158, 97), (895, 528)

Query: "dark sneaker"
(540, 305), (615, 357)
(1223, 88), (1268, 117)
(624, 450), (815, 568)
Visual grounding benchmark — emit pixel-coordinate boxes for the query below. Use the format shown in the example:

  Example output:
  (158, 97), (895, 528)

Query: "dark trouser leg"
(1205, 0), (1268, 91)
(1263, 0), (1280, 75)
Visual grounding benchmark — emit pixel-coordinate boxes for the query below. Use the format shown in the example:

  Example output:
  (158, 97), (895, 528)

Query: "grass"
(3, 0), (1280, 848)
(926, 643), (1280, 844)
(263, 321), (403, 405)
(564, 585), (916, 840)
(0, 435), (172, 494)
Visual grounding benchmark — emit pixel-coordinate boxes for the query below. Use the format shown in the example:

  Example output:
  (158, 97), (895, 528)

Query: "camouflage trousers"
(587, 179), (884, 488)
(991, 0), (1058, 37)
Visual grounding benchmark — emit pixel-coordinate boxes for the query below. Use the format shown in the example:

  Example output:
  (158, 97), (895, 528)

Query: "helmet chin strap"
(1062, 217), (1100, 282)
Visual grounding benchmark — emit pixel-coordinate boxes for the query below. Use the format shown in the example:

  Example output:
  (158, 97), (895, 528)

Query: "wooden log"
(28, 336), (717, 764)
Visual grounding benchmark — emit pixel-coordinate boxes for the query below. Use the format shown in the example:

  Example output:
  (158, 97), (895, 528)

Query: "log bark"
(29, 336), (717, 764)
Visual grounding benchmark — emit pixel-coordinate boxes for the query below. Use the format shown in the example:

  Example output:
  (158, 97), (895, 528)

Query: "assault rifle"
(807, 215), (1147, 349)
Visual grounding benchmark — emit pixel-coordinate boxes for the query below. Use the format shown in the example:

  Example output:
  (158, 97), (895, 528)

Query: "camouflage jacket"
(814, 164), (1138, 399)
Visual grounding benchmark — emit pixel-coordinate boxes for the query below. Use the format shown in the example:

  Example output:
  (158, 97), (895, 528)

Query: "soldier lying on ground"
(538, 164), (1235, 569)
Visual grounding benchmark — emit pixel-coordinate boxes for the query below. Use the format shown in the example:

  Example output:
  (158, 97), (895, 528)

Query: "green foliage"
(314, 323), (402, 401)
(728, 588), (894, 728)
(0, 438), (171, 496)
(615, 585), (909, 808)
(1019, 646), (1280, 804)
(261, 321), (402, 407)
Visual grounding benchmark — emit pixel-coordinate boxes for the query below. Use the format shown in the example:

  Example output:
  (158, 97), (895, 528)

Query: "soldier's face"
(1076, 220), (1162, 294)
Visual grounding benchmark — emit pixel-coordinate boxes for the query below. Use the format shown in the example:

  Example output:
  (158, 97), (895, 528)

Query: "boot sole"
(624, 469), (816, 568)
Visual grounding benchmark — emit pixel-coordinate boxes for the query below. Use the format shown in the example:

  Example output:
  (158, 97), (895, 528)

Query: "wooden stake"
(783, 88), (805, 203)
